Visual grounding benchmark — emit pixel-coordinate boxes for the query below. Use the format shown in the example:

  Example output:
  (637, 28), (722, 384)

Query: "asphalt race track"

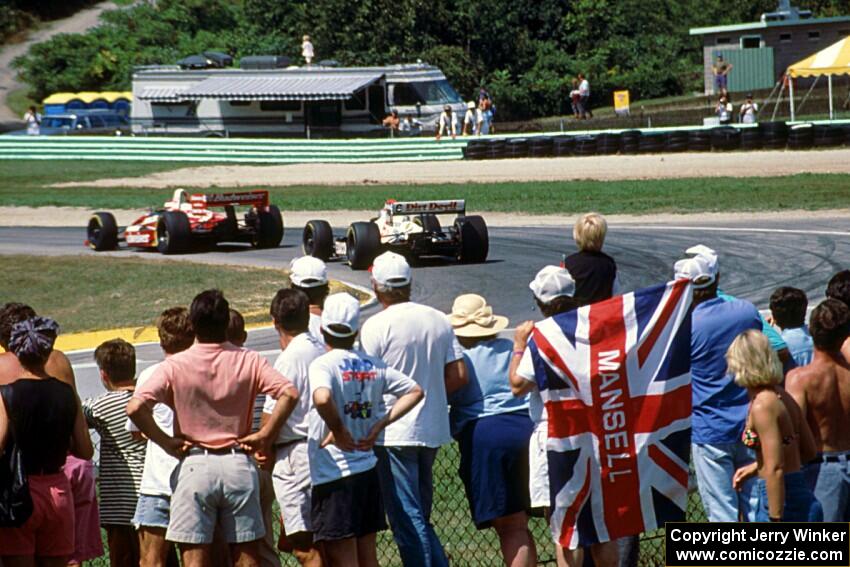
(0, 216), (847, 401)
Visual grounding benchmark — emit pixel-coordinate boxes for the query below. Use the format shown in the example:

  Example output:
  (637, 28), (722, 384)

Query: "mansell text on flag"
(527, 279), (692, 549)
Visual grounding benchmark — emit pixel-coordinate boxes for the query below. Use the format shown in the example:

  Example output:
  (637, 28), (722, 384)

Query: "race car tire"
(157, 211), (192, 255)
(303, 219), (334, 261)
(346, 221), (381, 270)
(87, 212), (118, 251)
(456, 215), (489, 264)
(253, 205), (285, 249)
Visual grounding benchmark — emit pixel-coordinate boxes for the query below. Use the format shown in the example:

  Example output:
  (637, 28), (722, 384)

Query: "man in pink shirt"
(128, 289), (299, 567)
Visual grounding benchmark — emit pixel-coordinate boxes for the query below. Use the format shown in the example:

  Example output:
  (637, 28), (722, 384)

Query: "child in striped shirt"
(83, 338), (146, 567)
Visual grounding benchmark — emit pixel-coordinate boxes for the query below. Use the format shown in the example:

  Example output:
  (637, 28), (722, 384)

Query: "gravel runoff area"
(2, 206), (850, 229)
(52, 148), (850, 188)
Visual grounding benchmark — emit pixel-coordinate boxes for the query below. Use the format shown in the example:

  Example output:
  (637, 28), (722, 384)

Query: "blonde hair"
(726, 329), (783, 389)
(573, 212), (608, 252)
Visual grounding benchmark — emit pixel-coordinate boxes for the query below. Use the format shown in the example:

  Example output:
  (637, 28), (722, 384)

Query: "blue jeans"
(692, 442), (758, 522)
(806, 451), (850, 522)
(755, 471), (823, 522)
(374, 446), (448, 567)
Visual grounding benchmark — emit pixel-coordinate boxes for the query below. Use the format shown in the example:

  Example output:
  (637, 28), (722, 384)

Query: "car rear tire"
(157, 211), (192, 254)
(303, 219), (334, 261)
(87, 212), (118, 251)
(456, 215), (489, 264)
(346, 222), (381, 270)
(253, 205), (284, 248)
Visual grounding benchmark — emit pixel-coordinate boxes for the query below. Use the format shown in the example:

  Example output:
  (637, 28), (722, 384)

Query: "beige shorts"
(529, 425), (550, 509)
(167, 450), (264, 544)
(272, 440), (312, 536)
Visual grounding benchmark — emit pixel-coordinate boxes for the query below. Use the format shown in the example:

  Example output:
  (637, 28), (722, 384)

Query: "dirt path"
(57, 148), (850, 188)
(2, 206), (849, 228)
(0, 1), (118, 121)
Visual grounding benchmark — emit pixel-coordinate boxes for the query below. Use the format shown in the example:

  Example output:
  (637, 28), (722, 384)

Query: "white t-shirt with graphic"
(307, 348), (417, 486)
(264, 332), (326, 443)
(360, 301), (463, 447)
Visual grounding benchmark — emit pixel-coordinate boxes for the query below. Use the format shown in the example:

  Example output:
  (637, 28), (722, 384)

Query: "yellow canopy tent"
(786, 36), (850, 120)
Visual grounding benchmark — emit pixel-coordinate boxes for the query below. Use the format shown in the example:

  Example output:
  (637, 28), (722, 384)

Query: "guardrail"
(0, 136), (469, 163)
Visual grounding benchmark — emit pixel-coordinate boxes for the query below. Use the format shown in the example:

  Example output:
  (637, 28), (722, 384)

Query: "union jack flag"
(526, 279), (692, 549)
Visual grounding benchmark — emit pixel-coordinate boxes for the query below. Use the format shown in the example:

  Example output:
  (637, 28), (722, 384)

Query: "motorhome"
(131, 62), (465, 137)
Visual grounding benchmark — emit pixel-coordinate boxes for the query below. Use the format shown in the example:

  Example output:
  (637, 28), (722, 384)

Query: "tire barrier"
(787, 124), (814, 150)
(620, 130), (641, 154)
(740, 128), (762, 150)
(527, 136), (554, 157)
(759, 121), (789, 149)
(553, 136), (575, 157)
(638, 132), (667, 154)
(462, 139), (488, 160)
(505, 138), (529, 158)
(710, 127), (741, 151)
(596, 133), (621, 155)
(813, 124), (845, 148)
(487, 138), (507, 159)
(665, 131), (689, 153)
(574, 135), (598, 156)
(459, 121), (850, 161)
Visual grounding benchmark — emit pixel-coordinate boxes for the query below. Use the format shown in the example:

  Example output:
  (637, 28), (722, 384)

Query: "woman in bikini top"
(726, 330), (821, 522)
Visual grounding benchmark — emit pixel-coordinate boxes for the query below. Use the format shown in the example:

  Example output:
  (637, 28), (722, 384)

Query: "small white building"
(131, 62), (465, 137)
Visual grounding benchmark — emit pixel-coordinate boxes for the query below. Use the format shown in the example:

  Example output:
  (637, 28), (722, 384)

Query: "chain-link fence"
(82, 438), (707, 566)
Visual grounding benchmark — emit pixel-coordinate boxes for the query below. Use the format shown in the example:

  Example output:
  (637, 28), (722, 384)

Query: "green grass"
(0, 255), (362, 333)
(0, 159), (847, 214)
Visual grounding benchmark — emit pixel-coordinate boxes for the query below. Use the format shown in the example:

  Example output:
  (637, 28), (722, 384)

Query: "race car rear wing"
(388, 200), (466, 215)
(189, 190), (270, 208)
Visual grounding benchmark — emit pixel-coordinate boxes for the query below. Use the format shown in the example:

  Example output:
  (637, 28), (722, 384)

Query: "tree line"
(12, 0), (850, 120)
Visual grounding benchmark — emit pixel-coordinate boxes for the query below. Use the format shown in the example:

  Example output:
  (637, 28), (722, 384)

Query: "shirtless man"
(825, 270), (850, 362)
(785, 298), (850, 521)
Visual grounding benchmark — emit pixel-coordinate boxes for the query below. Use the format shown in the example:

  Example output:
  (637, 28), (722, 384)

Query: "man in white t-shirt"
(128, 307), (195, 567)
(462, 101), (477, 136)
(262, 289), (325, 566)
(308, 293), (423, 565)
(359, 252), (468, 567)
(289, 256), (328, 343)
(508, 266), (624, 566)
(436, 105), (457, 140)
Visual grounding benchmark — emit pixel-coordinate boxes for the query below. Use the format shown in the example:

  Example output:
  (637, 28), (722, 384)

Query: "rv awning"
(137, 86), (190, 103)
(182, 73), (383, 101)
(787, 36), (850, 78)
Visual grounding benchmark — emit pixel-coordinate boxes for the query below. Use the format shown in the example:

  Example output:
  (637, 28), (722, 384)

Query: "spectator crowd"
(0, 213), (848, 567)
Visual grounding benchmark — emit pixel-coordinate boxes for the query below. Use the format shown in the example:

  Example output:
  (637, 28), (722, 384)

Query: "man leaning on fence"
(127, 289), (299, 567)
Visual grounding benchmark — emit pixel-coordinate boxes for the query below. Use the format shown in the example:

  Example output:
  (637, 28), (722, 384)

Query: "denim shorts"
(132, 494), (171, 530)
(755, 470), (823, 522)
(807, 450), (850, 522)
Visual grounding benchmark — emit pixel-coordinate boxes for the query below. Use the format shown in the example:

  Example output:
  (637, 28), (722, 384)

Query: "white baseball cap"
(371, 251), (411, 288)
(685, 244), (719, 274)
(289, 256), (328, 288)
(674, 256), (717, 289)
(529, 265), (576, 303)
(321, 293), (360, 337)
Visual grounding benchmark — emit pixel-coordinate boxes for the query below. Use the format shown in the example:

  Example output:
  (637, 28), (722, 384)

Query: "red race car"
(86, 189), (284, 254)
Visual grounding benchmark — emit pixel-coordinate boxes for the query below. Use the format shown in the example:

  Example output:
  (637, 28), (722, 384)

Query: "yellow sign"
(614, 90), (630, 115)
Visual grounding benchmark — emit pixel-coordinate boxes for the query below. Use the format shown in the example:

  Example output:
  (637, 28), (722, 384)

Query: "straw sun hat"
(449, 294), (509, 338)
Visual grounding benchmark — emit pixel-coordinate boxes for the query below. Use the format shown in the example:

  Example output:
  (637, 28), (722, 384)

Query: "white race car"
(302, 199), (488, 269)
